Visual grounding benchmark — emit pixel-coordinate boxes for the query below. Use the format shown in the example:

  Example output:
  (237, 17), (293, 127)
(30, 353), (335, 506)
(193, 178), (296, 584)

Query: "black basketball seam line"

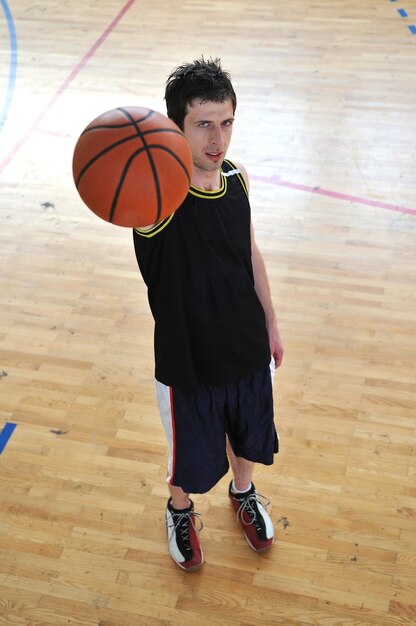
(80, 109), (153, 138)
(108, 144), (191, 224)
(75, 129), (187, 187)
(118, 107), (163, 224)
(117, 107), (154, 124)
(82, 123), (184, 135)
(75, 135), (135, 187)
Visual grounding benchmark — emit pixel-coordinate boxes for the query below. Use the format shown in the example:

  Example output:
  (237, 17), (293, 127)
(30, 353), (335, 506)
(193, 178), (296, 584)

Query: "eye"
(198, 121), (211, 128)
(223, 119), (234, 127)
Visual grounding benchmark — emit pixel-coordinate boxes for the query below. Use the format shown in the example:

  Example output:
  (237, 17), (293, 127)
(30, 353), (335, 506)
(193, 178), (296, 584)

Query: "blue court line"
(0, 0), (18, 132)
(0, 422), (17, 454)
(389, 1), (416, 35)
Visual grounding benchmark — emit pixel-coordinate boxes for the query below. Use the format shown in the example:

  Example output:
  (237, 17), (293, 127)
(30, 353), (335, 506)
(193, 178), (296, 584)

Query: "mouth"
(206, 151), (223, 161)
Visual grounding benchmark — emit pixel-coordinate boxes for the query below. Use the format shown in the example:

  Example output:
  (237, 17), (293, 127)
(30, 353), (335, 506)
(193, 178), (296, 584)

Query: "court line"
(0, 0), (412, 218)
(389, 0), (416, 35)
(0, 422), (17, 455)
(0, 0), (136, 174)
(251, 174), (416, 216)
(0, 0), (18, 132)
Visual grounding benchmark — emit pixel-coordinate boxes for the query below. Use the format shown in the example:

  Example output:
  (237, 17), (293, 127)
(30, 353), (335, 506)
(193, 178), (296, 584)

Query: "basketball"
(72, 106), (193, 227)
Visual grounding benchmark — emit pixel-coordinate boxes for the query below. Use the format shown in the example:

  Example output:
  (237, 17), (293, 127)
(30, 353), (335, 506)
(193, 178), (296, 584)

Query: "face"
(182, 98), (234, 176)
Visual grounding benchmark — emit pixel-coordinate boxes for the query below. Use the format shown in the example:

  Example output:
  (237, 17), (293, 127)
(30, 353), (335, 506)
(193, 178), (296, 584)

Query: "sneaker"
(229, 481), (274, 552)
(165, 498), (204, 571)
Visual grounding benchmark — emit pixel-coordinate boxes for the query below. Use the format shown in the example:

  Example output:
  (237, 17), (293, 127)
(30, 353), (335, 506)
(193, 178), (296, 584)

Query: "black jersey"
(133, 159), (271, 394)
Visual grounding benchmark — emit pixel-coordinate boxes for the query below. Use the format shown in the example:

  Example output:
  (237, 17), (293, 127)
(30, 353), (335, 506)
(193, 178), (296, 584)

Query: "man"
(133, 57), (284, 571)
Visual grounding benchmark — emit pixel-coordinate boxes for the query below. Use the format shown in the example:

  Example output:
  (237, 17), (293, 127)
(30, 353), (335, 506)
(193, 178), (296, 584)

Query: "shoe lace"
(236, 493), (270, 533)
(167, 510), (203, 552)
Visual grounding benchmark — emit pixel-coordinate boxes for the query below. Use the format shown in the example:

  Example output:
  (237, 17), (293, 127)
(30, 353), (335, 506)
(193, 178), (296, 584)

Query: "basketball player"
(133, 57), (284, 571)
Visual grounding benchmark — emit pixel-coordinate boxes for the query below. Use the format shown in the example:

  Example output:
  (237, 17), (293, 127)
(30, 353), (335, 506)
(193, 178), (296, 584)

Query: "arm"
(250, 222), (284, 368)
(236, 162), (284, 368)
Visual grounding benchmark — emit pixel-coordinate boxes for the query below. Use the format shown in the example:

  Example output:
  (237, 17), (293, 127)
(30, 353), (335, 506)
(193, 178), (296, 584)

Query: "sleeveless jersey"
(133, 159), (271, 394)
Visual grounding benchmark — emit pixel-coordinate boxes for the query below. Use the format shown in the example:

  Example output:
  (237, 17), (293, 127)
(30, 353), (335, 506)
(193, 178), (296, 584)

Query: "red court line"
(1, 0), (413, 220)
(0, 0), (135, 174)
(251, 174), (416, 216)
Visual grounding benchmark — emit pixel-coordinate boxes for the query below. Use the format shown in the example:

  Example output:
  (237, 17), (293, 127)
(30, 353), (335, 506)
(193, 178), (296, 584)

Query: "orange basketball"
(72, 106), (192, 227)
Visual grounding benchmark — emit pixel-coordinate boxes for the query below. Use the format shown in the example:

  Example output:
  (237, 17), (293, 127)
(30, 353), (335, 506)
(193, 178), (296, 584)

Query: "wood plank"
(1, 0), (415, 624)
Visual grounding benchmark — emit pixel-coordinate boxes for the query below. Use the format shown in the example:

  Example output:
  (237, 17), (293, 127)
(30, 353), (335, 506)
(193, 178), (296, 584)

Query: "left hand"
(269, 322), (284, 368)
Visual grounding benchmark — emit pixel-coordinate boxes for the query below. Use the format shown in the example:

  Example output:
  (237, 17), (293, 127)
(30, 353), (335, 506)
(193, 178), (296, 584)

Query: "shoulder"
(133, 212), (176, 239)
(233, 162), (249, 190)
(223, 159), (250, 196)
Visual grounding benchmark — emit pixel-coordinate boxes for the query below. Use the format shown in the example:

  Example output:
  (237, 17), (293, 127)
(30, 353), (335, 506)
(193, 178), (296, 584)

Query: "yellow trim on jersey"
(134, 212), (175, 238)
(189, 175), (227, 199)
(134, 160), (247, 236)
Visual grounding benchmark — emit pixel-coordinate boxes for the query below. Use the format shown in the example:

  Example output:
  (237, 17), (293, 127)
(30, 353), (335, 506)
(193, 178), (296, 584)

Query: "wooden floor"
(1, 1), (416, 624)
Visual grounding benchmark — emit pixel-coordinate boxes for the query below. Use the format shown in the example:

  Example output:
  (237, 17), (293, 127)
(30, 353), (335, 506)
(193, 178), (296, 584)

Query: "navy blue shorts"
(156, 363), (279, 494)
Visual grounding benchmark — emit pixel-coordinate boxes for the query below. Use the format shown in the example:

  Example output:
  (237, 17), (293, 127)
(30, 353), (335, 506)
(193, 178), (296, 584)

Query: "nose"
(210, 125), (223, 146)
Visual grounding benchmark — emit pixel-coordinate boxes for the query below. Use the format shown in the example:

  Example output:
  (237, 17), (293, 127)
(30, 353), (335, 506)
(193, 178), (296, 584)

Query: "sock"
(231, 480), (252, 495)
(168, 498), (192, 512)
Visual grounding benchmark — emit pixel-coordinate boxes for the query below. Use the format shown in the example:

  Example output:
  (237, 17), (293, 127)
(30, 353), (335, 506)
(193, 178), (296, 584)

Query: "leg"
(226, 437), (254, 491)
(169, 484), (191, 509)
(156, 381), (204, 570)
(166, 486), (203, 571)
(227, 439), (274, 552)
(225, 365), (276, 552)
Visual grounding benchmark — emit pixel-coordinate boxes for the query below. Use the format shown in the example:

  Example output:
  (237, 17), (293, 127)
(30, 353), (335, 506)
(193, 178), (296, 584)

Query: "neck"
(191, 167), (222, 191)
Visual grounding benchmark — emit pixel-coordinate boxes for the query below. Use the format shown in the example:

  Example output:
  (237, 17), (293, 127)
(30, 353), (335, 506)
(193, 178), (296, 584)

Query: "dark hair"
(165, 57), (237, 130)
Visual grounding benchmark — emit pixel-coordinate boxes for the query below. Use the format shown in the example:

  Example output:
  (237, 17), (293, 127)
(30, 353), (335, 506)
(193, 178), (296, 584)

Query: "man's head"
(165, 57), (237, 131)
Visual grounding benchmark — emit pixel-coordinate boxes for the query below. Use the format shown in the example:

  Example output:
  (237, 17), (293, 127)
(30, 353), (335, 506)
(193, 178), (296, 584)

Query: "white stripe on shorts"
(269, 357), (276, 384)
(155, 380), (175, 485)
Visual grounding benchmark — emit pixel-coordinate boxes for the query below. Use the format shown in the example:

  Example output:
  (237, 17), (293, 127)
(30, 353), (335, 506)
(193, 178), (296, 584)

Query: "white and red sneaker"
(166, 498), (204, 571)
(229, 482), (274, 552)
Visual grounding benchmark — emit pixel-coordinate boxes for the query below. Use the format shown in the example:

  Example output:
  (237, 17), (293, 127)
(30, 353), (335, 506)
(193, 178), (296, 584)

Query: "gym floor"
(0, 1), (415, 625)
